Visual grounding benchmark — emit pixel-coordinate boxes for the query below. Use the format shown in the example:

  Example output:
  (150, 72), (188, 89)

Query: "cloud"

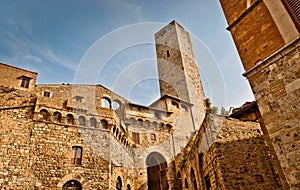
(0, 16), (77, 74)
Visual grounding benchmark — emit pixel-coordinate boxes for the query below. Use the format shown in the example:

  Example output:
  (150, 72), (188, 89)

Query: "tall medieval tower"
(219, 0), (300, 189)
(155, 20), (206, 129)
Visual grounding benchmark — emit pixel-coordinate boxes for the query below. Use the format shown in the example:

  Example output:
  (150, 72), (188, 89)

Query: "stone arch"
(78, 116), (86, 126)
(53, 111), (62, 123)
(112, 99), (122, 111)
(38, 109), (50, 121)
(57, 174), (87, 189)
(101, 119), (108, 129)
(62, 180), (82, 190)
(90, 117), (97, 127)
(66, 113), (75, 125)
(129, 117), (136, 125)
(101, 96), (111, 109)
(146, 152), (169, 190)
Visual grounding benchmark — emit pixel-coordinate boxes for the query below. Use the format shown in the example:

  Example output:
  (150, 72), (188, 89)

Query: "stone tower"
(155, 20), (206, 129)
(219, 0), (300, 189)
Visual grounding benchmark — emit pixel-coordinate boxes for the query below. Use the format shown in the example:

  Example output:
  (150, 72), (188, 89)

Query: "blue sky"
(0, 0), (254, 109)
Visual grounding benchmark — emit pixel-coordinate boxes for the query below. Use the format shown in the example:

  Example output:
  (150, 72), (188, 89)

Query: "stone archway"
(62, 180), (82, 190)
(146, 152), (169, 190)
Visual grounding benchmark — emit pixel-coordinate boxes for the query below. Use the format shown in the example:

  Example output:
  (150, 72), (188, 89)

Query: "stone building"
(0, 20), (288, 190)
(219, 0), (300, 189)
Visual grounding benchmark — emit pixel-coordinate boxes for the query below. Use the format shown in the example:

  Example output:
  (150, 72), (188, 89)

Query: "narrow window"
(204, 174), (211, 190)
(167, 50), (170, 57)
(171, 101), (179, 108)
(71, 146), (82, 165)
(43, 91), (51, 97)
(151, 133), (156, 140)
(126, 184), (131, 190)
(116, 176), (122, 190)
(191, 168), (197, 190)
(132, 132), (140, 144)
(20, 77), (31, 88)
(185, 178), (189, 190)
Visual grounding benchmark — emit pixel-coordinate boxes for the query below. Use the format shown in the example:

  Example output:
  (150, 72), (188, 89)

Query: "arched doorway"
(146, 152), (169, 190)
(62, 180), (82, 190)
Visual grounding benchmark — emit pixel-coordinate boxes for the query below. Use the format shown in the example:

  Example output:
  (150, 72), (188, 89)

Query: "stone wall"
(245, 38), (300, 189)
(175, 114), (282, 190)
(0, 63), (37, 91)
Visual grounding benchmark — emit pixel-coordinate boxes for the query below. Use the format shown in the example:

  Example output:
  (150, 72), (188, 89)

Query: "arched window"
(71, 146), (82, 165)
(127, 184), (131, 190)
(62, 180), (82, 190)
(116, 176), (122, 190)
(101, 119), (108, 129)
(78, 116), (86, 126)
(191, 168), (197, 190)
(66, 114), (75, 125)
(90, 117), (97, 127)
(185, 178), (189, 190)
(39, 109), (50, 121)
(101, 97), (111, 109)
(53, 112), (62, 123)
(112, 100), (121, 110)
(177, 172), (183, 189)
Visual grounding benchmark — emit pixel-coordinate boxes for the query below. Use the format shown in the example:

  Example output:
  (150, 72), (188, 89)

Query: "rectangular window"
(71, 146), (82, 165)
(132, 132), (140, 144)
(20, 78), (30, 88)
(43, 91), (51, 97)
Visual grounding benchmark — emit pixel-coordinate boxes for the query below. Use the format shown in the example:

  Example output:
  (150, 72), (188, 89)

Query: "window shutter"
(282, 0), (300, 31)
(287, 0), (300, 20)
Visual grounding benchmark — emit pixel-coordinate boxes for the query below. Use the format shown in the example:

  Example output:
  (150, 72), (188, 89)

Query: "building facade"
(219, 0), (300, 189)
(0, 20), (288, 189)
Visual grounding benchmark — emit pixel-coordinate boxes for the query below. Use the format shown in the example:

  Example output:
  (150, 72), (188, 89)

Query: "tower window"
(151, 133), (156, 140)
(167, 50), (170, 57)
(71, 146), (82, 165)
(43, 91), (51, 97)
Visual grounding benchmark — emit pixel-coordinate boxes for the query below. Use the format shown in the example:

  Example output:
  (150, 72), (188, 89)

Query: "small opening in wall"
(43, 91), (51, 97)
(167, 50), (170, 57)
(255, 174), (264, 182)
